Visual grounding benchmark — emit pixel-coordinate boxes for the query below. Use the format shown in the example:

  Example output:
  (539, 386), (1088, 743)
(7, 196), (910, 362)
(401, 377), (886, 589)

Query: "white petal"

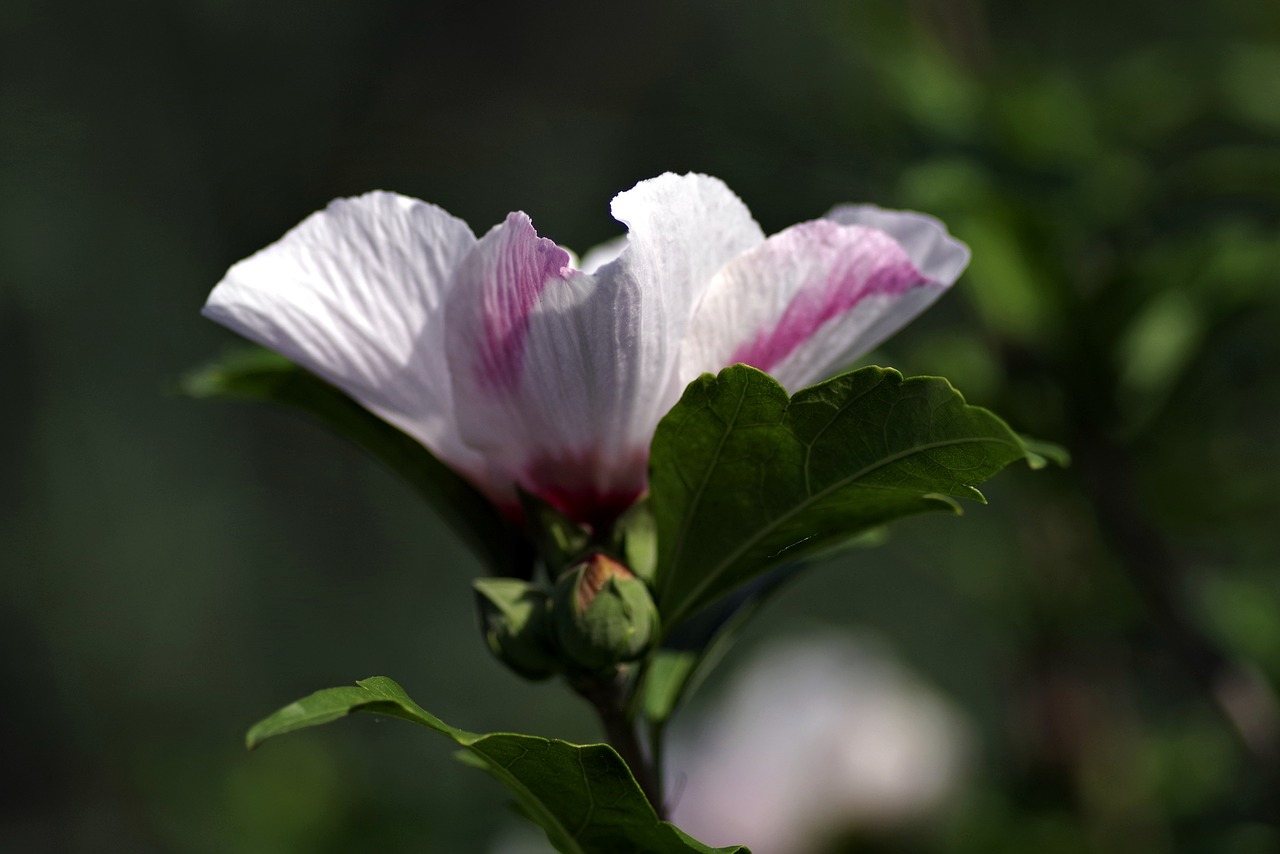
(580, 173), (767, 456)
(202, 191), (483, 474)
(682, 219), (948, 392)
(602, 172), (766, 297)
(445, 175), (767, 524)
(576, 235), (627, 273)
(825, 204), (970, 285)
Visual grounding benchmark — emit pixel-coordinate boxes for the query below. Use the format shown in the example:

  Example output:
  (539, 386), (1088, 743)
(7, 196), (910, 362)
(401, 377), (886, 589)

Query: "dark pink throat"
(520, 449), (649, 534)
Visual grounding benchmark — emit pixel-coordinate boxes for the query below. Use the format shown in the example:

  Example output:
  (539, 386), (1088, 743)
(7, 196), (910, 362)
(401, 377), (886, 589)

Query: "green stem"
(648, 717), (668, 808)
(571, 671), (666, 819)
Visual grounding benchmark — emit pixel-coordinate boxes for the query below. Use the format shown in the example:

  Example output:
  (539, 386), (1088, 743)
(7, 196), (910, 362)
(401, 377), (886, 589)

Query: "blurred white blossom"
(668, 632), (972, 853)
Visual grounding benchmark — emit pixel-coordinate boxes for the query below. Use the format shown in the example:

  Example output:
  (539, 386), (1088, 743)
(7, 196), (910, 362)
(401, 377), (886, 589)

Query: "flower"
(667, 633), (971, 853)
(203, 173), (968, 529)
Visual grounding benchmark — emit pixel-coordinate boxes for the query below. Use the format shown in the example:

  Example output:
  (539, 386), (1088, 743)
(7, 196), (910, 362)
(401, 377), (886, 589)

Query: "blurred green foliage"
(2, 0), (1278, 851)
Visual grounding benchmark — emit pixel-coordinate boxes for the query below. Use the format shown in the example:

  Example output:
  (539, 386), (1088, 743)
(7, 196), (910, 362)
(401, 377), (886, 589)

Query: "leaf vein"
(662, 377), (750, 598)
(665, 434), (1019, 627)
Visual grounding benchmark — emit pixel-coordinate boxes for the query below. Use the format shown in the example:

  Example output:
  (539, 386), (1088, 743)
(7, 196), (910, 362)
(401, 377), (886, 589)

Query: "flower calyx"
(518, 487), (593, 572)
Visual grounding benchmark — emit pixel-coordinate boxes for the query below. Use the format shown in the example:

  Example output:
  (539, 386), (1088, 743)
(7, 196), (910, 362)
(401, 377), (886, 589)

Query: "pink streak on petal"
(476, 212), (575, 391)
(730, 225), (928, 374)
(522, 447), (649, 532)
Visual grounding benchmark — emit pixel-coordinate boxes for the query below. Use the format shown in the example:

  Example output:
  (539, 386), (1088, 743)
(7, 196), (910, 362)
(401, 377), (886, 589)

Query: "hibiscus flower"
(203, 173), (967, 530)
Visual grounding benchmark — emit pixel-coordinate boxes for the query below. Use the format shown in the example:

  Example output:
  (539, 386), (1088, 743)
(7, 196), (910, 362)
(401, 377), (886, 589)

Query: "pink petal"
(446, 174), (766, 526)
(682, 218), (954, 392)
(726, 224), (926, 372)
(825, 205), (970, 285)
(446, 213), (642, 522)
(453, 212), (576, 393)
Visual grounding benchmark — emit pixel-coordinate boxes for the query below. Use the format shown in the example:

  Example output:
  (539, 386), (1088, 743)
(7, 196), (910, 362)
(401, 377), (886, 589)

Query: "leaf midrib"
(802, 371), (886, 494)
(467, 738), (586, 854)
(659, 376), (750, 603)
(662, 432), (1021, 630)
(354, 686), (588, 854)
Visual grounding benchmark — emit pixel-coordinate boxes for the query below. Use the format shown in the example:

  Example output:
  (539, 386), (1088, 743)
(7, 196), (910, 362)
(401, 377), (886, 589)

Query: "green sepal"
(517, 487), (593, 574)
(181, 346), (530, 576)
(246, 677), (748, 854)
(473, 578), (560, 681)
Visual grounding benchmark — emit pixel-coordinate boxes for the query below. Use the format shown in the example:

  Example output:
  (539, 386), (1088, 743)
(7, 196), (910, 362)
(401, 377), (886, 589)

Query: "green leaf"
(181, 347), (529, 575)
(640, 565), (798, 726)
(1019, 434), (1072, 470)
(640, 527), (892, 726)
(247, 677), (747, 854)
(651, 365), (1032, 631)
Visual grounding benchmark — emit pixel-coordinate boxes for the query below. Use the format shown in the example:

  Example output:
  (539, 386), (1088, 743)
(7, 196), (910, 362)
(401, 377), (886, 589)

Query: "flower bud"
(473, 578), (559, 681)
(552, 553), (658, 672)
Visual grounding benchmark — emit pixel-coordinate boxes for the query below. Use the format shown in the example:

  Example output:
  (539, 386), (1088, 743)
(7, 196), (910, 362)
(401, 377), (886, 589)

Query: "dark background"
(3, 0), (1279, 851)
